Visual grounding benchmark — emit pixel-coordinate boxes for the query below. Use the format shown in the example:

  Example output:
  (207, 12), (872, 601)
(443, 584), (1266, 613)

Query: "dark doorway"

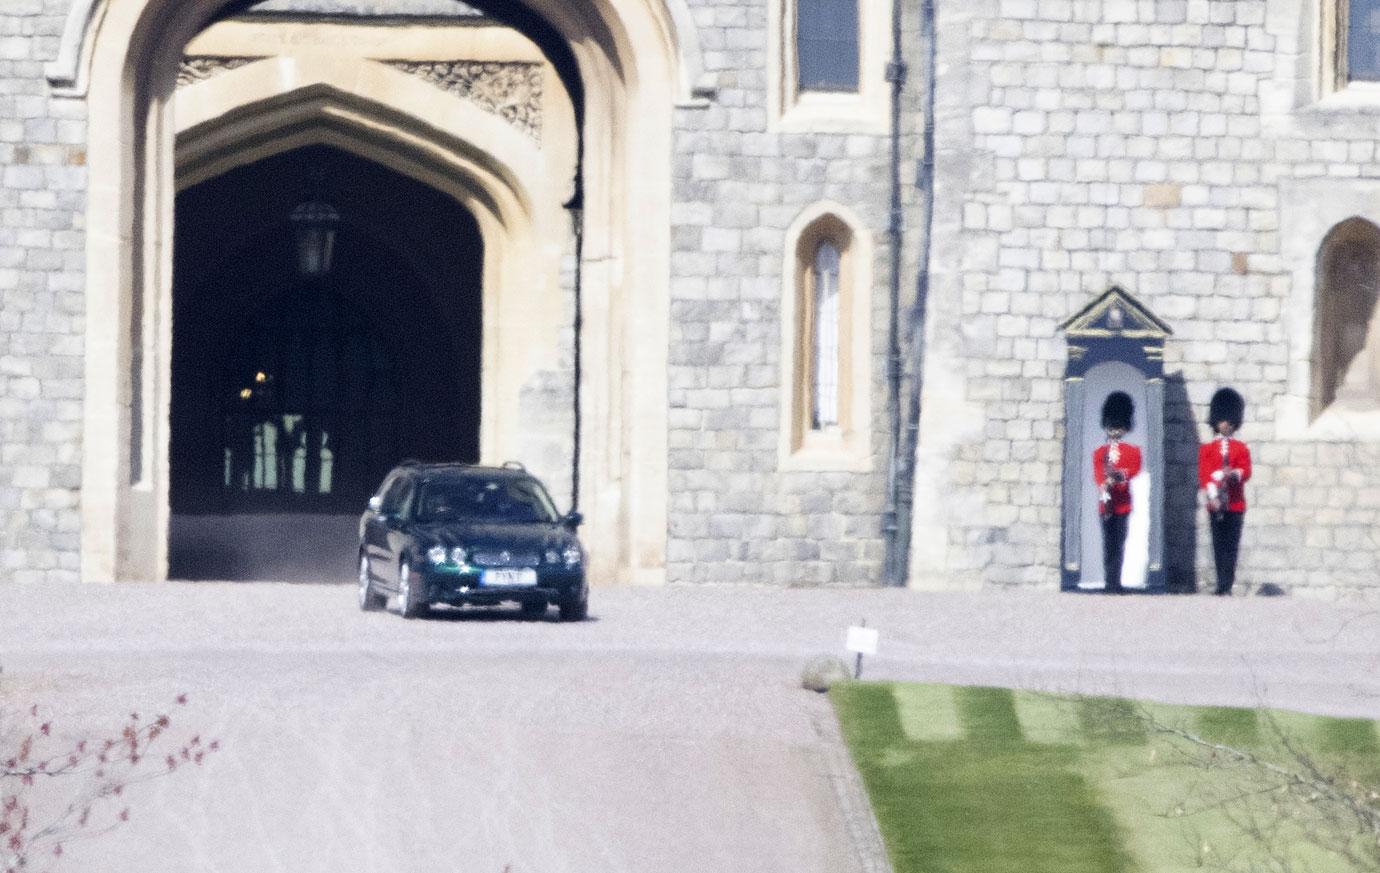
(170, 145), (484, 580)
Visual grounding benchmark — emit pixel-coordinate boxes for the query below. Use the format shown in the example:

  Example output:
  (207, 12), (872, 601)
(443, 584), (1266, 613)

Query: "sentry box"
(1057, 287), (1173, 594)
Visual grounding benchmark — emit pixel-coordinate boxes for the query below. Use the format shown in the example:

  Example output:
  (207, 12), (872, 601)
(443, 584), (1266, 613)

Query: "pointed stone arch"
(1314, 216), (1380, 421)
(174, 61), (553, 216)
(77, 0), (683, 584)
(778, 201), (874, 472)
(1278, 180), (1380, 441)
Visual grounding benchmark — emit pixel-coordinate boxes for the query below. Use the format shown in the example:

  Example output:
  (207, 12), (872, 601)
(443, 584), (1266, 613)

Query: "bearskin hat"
(1208, 387), (1245, 429)
(1101, 391), (1134, 431)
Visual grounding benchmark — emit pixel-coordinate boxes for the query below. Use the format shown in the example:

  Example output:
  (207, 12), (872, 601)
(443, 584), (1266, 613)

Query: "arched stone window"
(1314, 217), (1380, 417)
(780, 204), (873, 470)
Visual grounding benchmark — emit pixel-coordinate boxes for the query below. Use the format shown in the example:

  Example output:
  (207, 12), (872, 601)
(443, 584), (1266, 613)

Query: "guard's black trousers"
(1101, 513), (1129, 592)
(1210, 511), (1245, 594)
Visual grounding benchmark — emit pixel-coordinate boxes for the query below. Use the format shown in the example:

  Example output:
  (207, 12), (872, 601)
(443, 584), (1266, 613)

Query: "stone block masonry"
(3, 0), (922, 588)
(664, 0), (925, 587)
(5, 0), (1375, 595)
(912, 0), (1380, 596)
(0, 0), (86, 584)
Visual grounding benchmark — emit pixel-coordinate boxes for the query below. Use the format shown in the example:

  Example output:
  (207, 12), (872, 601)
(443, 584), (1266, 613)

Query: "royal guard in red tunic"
(1092, 392), (1142, 593)
(1199, 387), (1251, 596)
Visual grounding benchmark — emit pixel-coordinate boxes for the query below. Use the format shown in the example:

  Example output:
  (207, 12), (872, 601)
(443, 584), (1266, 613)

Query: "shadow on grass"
(1076, 696), (1149, 745)
(833, 683), (1135, 873)
(1316, 717), (1380, 785)
(955, 686), (1022, 742)
(1318, 717), (1380, 755)
(1195, 705), (1261, 746)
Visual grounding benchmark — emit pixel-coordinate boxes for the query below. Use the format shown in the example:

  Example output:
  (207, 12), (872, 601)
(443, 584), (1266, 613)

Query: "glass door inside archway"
(220, 280), (404, 512)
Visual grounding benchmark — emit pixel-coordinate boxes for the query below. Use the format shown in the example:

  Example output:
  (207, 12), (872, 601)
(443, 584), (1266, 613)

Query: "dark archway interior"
(170, 144), (483, 580)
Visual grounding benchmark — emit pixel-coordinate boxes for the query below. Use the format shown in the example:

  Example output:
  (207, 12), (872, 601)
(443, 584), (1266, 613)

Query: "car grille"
(470, 549), (540, 568)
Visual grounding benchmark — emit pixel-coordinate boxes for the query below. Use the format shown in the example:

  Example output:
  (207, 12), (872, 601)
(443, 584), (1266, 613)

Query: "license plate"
(481, 568), (537, 587)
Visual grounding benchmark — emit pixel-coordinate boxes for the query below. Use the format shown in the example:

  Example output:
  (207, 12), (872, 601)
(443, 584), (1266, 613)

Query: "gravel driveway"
(1, 583), (1376, 873)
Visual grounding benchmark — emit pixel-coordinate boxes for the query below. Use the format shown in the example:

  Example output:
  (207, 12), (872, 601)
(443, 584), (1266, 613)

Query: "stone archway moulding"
(174, 59), (551, 218)
(47, 0), (708, 103)
(78, 0), (682, 585)
(44, 0), (106, 96)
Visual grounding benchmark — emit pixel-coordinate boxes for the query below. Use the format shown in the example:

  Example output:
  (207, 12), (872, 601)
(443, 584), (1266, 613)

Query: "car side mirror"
(368, 495), (383, 514)
(564, 511), (584, 529)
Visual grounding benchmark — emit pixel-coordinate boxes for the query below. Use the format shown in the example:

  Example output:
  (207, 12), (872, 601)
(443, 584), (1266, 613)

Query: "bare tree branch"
(1130, 702), (1380, 873)
(2, 688), (219, 873)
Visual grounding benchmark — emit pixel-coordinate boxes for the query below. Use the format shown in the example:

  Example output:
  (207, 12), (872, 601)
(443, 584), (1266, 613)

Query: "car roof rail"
(397, 458), (425, 467)
(501, 460), (527, 471)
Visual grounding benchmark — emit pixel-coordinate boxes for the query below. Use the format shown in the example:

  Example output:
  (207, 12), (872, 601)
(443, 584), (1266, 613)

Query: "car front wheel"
(519, 599), (548, 619)
(558, 586), (588, 622)
(397, 562), (428, 619)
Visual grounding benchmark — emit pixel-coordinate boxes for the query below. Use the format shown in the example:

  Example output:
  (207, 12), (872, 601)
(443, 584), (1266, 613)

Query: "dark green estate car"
(357, 461), (588, 621)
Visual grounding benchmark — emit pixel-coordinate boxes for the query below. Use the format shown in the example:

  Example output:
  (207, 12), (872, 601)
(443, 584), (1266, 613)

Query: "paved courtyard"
(1, 583), (1377, 873)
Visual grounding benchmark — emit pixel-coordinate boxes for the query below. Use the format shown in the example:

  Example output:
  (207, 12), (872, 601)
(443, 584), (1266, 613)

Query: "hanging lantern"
(290, 198), (340, 277)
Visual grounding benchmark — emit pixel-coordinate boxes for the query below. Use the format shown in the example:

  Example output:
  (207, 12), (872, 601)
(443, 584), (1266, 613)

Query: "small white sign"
(846, 626), (879, 656)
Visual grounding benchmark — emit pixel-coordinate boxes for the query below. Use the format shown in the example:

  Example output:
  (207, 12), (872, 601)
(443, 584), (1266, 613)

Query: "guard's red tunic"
(1092, 442), (1142, 516)
(1198, 437), (1252, 512)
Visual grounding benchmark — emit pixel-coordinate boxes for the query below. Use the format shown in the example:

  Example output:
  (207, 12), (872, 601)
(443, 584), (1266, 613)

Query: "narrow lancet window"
(781, 205), (873, 468)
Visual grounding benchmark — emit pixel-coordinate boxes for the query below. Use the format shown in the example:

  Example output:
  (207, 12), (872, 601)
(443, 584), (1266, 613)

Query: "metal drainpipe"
(892, 0), (938, 584)
(565, 76), (587, 517)
(881, 0), (908, 585)
(566, 181), (584, 515)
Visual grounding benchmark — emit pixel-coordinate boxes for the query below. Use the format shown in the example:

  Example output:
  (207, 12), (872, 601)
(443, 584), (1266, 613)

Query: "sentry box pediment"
(1059, 285), (1173, 342)
(1058, 287), (1173, 594)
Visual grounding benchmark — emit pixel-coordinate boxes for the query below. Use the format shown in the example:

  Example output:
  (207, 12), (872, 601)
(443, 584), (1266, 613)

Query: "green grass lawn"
(831, 683), (1380, 873)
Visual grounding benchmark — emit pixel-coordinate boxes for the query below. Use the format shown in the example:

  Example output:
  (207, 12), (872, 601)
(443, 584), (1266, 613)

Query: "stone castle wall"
(4, 0), (1376, 593)
(663, 0), (924, 585)
(0, 0), (917, 588)
(912, 0), (1380, 596)
(0, 0), (86, 583)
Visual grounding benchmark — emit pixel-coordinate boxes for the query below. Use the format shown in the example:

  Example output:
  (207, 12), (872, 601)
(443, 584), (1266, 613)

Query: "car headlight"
(562, 545), (582, 568)
(427, 545), (448, 565)
(450, 546), (468, 565)
(544, 549), (561, 565)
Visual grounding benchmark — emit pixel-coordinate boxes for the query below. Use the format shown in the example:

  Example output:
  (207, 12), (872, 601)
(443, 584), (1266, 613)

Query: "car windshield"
(415, 476), (559, 524)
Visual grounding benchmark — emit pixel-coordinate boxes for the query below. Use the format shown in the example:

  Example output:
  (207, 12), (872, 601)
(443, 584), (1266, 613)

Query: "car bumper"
(419, 566), (585, 605)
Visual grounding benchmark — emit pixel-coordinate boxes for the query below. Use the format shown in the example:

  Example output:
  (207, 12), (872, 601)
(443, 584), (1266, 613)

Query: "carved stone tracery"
(176, 55), (543, 142)
(386, 60), (543, 141)
(177, 56), (264, 87)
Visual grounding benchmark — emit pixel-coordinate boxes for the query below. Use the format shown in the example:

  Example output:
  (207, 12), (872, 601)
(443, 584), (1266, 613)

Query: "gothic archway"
(75, 0), (682, 583)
